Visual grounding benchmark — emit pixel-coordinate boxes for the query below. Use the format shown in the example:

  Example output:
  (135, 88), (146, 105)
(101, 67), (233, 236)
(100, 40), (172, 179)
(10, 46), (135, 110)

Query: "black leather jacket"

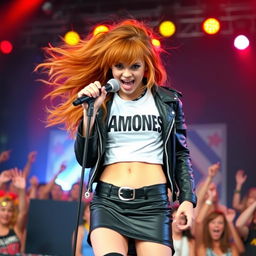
(75, 85), (197, 206)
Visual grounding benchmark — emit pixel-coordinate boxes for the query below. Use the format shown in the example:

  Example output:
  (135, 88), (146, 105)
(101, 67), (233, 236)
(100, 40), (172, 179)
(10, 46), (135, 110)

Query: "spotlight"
(0, 40), (13, 54)
(64, 31), (80, 46)
(202, 18), (220, 35)
(159, 21), (176, 37)
(41, 1), (53, 15)
(93, 25), (109, 36)
(151, 38), (161, 48)
(234, 35), (250, 50)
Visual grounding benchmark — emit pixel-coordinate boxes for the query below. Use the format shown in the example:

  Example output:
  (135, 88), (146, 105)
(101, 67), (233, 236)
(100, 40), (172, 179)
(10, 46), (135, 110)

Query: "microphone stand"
(73, 99), (95, 256)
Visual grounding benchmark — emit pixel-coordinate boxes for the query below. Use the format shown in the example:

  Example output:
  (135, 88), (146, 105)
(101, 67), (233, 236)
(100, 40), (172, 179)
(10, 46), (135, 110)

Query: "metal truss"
(20, 1), (256, 48)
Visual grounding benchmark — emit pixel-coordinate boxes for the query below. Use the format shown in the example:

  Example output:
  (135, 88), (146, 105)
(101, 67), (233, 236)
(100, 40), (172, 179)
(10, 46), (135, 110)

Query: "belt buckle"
(118, 187), (135, 201)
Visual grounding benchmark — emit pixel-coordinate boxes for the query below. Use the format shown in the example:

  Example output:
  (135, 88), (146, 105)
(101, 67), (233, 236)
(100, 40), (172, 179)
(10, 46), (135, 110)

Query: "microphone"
(72, 78), (120, 106)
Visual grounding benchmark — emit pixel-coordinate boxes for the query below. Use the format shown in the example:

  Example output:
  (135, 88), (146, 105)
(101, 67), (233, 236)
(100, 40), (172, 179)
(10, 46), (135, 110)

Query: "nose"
(122, 68), (132, 78)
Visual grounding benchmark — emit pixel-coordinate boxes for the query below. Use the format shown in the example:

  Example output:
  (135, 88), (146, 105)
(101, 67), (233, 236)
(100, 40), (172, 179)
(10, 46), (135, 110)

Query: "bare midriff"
(100, 162), (167, 188)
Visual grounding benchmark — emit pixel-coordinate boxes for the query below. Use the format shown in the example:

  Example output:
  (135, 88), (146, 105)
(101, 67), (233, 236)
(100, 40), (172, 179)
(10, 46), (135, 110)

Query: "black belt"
(96, 181), (167, 201)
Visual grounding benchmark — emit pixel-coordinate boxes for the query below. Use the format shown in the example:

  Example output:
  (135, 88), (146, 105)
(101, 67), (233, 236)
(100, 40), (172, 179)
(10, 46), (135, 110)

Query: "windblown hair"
(36, 19), (167, 136)
(203, 211), (230, 253)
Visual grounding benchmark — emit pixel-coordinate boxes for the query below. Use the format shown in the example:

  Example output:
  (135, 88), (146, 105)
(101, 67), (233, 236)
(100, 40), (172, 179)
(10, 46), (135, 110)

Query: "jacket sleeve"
(174, 99), (197, 207)
(74, 120), (99, 168)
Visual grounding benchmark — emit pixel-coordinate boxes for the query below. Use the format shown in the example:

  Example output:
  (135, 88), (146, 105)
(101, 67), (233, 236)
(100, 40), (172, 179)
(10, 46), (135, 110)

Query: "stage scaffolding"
(20, 1), (256, 48)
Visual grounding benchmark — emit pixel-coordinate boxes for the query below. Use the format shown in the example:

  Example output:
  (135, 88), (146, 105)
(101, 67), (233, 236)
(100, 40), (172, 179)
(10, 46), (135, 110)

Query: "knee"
(103, 253), (124, 256)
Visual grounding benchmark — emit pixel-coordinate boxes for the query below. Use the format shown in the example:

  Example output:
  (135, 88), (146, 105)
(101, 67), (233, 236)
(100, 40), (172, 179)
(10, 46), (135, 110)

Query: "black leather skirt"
(88, 181), (173, 254)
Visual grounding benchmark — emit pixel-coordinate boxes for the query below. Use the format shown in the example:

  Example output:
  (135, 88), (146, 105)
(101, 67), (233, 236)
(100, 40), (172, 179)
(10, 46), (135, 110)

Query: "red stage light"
(0, 0), (44, 38)
(0, 40), (13, 54)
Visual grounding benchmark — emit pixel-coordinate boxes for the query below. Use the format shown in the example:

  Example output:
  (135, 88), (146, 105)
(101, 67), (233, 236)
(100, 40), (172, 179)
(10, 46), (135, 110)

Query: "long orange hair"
(36, 19), (167, 136)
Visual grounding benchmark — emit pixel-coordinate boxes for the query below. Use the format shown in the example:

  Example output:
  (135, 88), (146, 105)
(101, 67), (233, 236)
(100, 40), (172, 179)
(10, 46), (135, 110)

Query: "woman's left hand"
(175, 200), (194, 230)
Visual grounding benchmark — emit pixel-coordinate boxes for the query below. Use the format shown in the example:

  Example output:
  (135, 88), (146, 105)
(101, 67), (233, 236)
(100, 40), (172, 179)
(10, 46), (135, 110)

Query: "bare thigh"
(135, 240), (172, 256)
(91, 227), (128, 256)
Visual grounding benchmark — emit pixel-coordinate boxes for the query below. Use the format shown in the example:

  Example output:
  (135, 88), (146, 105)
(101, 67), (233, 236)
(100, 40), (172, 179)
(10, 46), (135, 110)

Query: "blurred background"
(0, 0), (255, 204)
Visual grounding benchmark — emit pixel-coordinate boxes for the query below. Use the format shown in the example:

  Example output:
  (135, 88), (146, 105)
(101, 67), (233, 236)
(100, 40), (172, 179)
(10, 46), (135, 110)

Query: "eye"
(131, 64), (141, 70)
(114, 63), (124, 69)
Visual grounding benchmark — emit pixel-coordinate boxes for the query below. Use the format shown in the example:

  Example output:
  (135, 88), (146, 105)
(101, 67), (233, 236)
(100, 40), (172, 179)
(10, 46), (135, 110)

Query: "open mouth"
(211, 228), (222, 239)
(121, 79), (135, 90)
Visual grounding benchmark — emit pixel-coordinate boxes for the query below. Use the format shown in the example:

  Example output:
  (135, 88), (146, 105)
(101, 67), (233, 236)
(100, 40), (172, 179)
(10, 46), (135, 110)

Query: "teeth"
(122, 80), (133, 83)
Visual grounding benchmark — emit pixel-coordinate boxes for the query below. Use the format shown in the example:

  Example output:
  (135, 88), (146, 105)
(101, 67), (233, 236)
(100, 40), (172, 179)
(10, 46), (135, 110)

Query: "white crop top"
(103, 89), (163, 165)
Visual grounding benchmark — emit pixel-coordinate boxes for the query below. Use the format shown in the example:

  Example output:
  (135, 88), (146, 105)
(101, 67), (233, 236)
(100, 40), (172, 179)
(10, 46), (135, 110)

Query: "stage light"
(202, 18), (220, 35)
(41, 1), (53, 15)
(151, 38), (161, 48)
(234, 35), (250, 50)
(64, 31), (80, 46)
(93, 25), (109, 36)
(159, 21), (176, 37)
(0, 40), (13, 54)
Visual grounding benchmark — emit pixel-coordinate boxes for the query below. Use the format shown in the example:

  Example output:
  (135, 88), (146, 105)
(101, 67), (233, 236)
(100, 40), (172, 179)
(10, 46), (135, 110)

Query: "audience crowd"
(0, 150), (255, 255)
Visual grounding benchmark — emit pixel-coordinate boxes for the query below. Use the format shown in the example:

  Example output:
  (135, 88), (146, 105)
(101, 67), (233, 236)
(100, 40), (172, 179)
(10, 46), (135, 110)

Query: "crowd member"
(37, 18), (197, 256)
(195, 163), (219, 215)
(49, 183), (64, 201)
(0, 169), (13, 191)
(76, 203), (94, 256)
(68, 182), (80, 201)
(8, 151), (37, 196)
(68, 181), (91, 202)
(196, 210), (243, 256)
(0, 149), (11, 194)
(27, 175), (40, 200)
(35, 163), (66, 200)
(0, 168), (28, 254)
(172, 205), (195, 256)
(236, 200), (256, 255)
(22, 151), (37, 179)
(0, 150), (11, 164)
(195, 189), (244, 255)
(232, 169), (256, 212)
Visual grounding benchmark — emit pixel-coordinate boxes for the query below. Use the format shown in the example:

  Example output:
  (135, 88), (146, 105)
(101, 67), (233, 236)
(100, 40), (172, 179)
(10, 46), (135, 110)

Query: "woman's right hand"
(0, 169), (12, 184)
(78, 81), (107, 112)
(208, 162), (220, 178)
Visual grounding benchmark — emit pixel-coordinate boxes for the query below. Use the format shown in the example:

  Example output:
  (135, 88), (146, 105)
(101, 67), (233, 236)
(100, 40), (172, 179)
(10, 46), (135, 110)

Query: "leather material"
(75, 85), (197, 206)
(88, 182), (172, 249)
(96, 181), (167, 200)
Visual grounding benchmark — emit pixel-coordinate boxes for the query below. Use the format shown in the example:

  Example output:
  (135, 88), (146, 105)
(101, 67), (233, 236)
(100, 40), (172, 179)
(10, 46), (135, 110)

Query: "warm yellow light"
(151, 38), (161, 47)
(93, 25), (109, 36)
(202, 18), (220, 35)
(64, 31), (80, 45)
(159, 21), (176, 37)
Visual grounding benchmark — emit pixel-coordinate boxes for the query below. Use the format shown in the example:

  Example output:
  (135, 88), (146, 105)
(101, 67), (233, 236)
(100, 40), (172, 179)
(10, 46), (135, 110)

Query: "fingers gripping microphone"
(72, 79), (120, 106)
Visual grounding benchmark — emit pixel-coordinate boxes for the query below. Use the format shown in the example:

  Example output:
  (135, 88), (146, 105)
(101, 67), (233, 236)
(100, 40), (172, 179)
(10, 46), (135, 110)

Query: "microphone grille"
(108, 78), (120, 92)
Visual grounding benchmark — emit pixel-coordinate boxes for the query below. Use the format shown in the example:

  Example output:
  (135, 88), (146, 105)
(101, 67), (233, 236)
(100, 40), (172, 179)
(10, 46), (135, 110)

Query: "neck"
(212, 240), (221, 248)
(0, 224), (10, 236)
(132, 87), (147, 101)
